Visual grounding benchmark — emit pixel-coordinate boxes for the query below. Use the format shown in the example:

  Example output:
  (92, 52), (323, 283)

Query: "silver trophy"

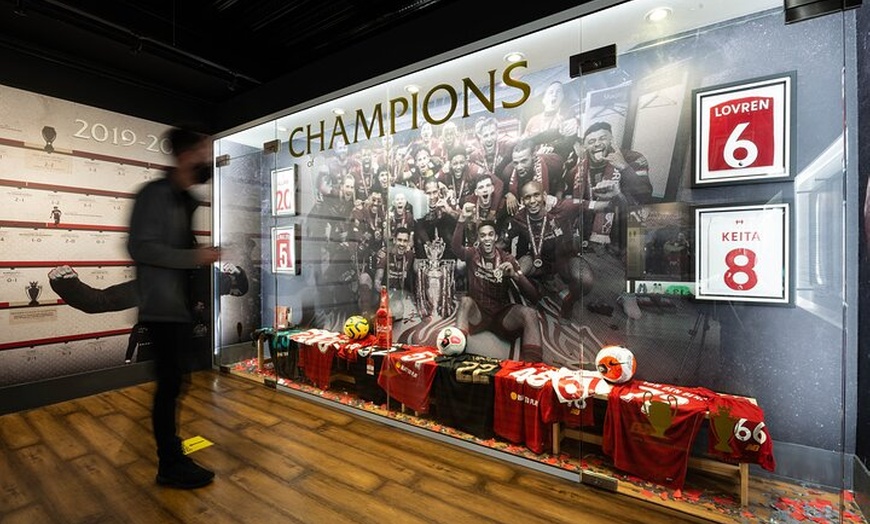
(424, 236), (446, 261)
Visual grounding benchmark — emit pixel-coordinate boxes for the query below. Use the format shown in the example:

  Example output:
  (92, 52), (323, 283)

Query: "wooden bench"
(270, 334), (758, 507)
(552, 390), (755, 507)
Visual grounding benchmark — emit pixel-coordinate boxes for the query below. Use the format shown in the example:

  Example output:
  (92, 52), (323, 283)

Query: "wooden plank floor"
(0, 370), (710, 524)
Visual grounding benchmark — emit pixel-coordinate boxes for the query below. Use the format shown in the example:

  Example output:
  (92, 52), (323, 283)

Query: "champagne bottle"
(375, 287), (392, 348)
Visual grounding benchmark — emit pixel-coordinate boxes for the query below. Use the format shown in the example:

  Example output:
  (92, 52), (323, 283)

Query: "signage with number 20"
(272, 167), (296, 216)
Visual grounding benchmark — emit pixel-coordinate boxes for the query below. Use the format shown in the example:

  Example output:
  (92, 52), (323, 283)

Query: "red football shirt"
(494, 363), (562, 453)
(377, 346), (439, 413)
(522, 365), (560, 454)
(493, 361), (537, 444)
(550, 367), (598, 428)
(298, 342), (336, 390)
(706, 393), (775, 472)
(290, 329), (347, 390)
(334, 334), (377, 362)
(603, 381), (712, 489)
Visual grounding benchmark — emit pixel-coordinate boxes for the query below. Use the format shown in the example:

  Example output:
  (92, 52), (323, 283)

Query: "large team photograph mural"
(231, 39), (711, 388)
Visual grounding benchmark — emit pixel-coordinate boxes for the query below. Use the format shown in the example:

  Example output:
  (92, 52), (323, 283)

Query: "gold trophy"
(710, 405), (737, 453)
(644, 391), (678, 438)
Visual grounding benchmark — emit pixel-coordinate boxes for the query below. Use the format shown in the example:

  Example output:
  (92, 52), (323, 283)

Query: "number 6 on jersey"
(694, 74), (793, 186)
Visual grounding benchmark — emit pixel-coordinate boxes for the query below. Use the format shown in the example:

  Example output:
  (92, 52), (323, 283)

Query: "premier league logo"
(26, 281), (42, 306)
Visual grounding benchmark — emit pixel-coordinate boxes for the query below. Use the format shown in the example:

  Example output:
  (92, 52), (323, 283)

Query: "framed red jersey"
(693, 73), (794, 186)
(271, 165), (298, 217)
(271, 225), (299, 275)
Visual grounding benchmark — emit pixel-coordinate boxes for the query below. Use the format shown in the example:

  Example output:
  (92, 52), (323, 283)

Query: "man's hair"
(474, 116), (498, 136)
(583, 121), (612, 139)
(478, 220), (498, 232)
(447, 146), (468, 161)
(394, 226), (411, 237)
(166, 127), (207, 157)
(521, 180), (543, 195)
(412, 143), (431, 159)
(473, 173), (492, 189)
(513, 137), (535, 156)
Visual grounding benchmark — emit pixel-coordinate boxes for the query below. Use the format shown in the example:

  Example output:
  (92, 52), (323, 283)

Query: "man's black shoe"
(156, 456), (214, 489)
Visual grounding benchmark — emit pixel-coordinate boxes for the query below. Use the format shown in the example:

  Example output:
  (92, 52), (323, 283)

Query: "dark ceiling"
(0, 0), (593, 130)
(0, 0), (461, 105)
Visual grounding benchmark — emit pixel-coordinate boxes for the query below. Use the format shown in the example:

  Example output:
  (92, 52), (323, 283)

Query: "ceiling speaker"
(784, 0), (861, 24)
(569, 44), (617, 78)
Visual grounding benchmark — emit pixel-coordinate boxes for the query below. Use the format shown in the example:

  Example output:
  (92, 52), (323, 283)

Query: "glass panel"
(214, 120), (275, 368)
(574, 1), (849, 520)
(213, 1), (858, 520)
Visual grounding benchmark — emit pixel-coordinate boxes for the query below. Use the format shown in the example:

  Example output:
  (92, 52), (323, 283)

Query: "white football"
(436, 326), (467, 356)
(595, 345), (637, 384)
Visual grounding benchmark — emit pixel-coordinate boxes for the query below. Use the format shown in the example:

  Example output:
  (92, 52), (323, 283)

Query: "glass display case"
(213, 0), (862, 520)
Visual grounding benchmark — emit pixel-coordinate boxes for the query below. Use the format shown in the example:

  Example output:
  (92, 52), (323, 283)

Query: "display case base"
(223, 357), (866, 523)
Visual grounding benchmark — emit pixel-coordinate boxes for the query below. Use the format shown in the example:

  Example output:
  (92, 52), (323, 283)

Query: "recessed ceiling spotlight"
(504, 51), (526, 63)
(645, 7), (672, 23)
(332, 108), (345, 116)
(405, 84), (421, 94)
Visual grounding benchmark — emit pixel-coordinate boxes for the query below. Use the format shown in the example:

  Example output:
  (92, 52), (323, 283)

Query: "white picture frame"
(271, 165), (297, 216)
(271, 225), (298, 275)
(695, 203), (791, 304)
(694, 73), (794, 186)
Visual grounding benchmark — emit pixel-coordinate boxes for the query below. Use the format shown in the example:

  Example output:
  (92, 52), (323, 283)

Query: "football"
(343, 315), (370, 340)
(595, 345), (637, 384)
(436, 326), (467, 356)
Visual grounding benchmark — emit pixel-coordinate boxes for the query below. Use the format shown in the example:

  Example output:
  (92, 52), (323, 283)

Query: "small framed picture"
(693, 73), (795, 186)
(695, 203), (791, 304)
(271, 166), (298, 216)
(274, 306), (292, 330)
(271, 225), (299, 275)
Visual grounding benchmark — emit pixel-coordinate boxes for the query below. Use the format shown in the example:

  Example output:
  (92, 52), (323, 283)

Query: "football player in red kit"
(452, 203), (543, 362)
